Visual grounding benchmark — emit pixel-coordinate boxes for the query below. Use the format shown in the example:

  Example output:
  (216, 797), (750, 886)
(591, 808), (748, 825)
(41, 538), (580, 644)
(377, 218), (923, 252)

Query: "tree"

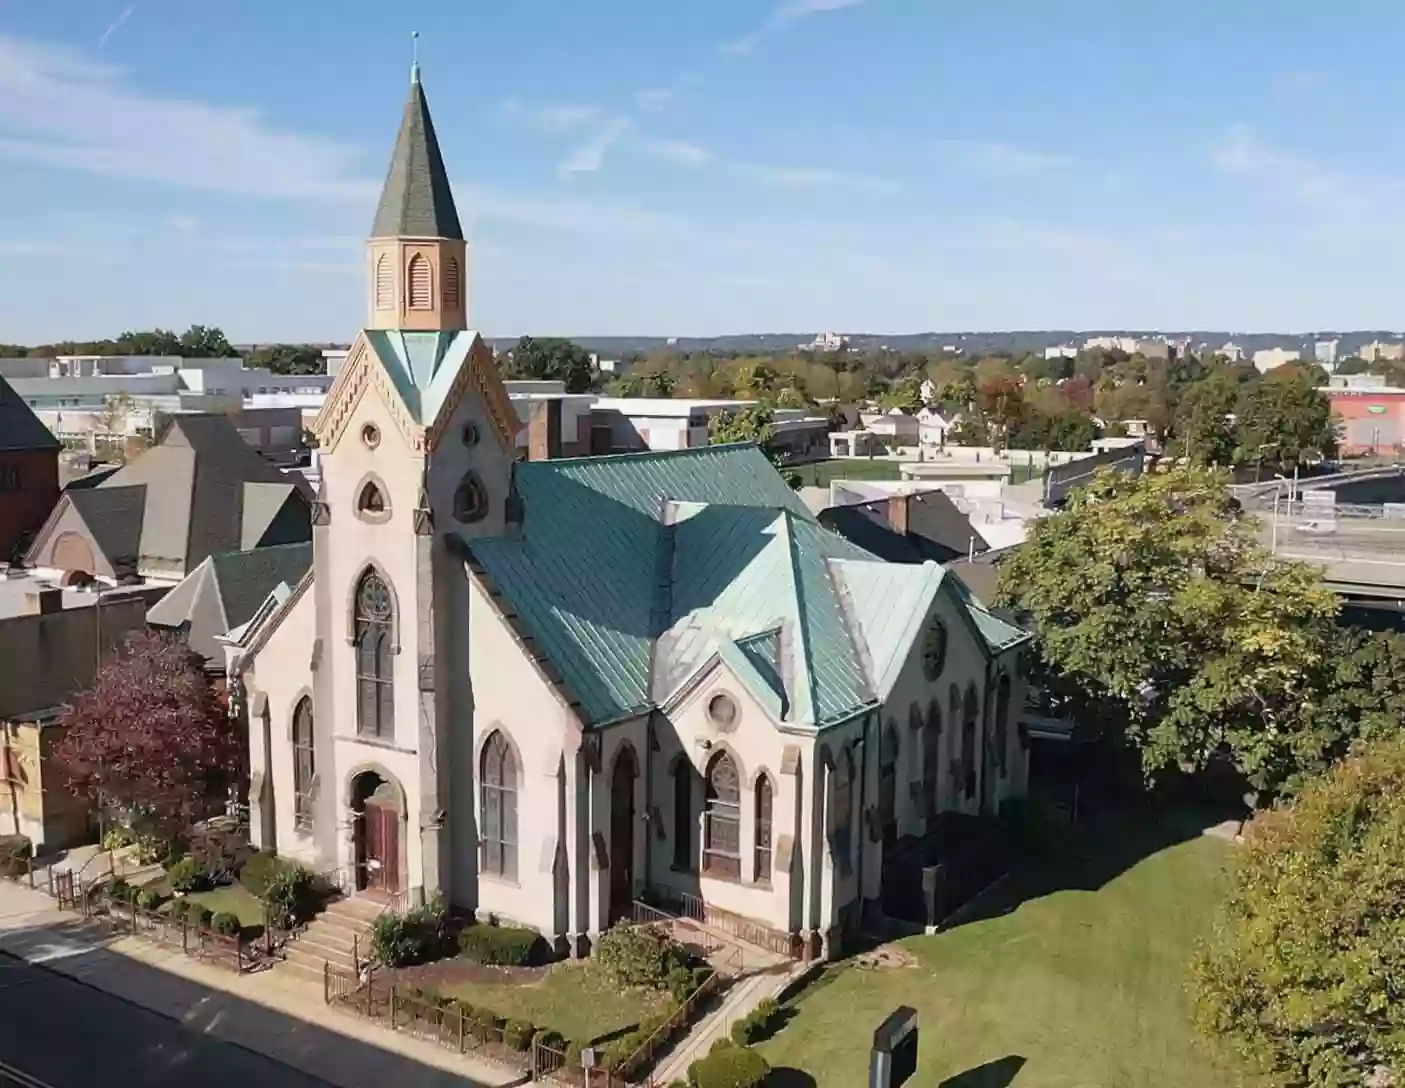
(504, 336), (595, 393)
(1190, 736), (1405, 1086)
(996, 466), (1339, 789)
(177, 324), (238, 358)
(247, 344), (325, 375)
(976, 375), (1026, 449)
(1235, 368), (1337, 472)
(1171, 371), (1240, 465)
(709, 404), (777, 449)
(880, 374), (924, 413)
(55, 630), (243, 832)
(97, 392), (135, 436)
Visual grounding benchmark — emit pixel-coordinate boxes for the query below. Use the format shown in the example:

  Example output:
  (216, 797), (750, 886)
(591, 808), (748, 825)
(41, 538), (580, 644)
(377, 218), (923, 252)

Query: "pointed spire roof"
(370, 69), (463, 240)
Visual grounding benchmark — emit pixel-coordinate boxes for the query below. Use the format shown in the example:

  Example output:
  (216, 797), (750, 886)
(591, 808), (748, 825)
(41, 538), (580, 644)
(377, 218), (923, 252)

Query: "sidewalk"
(0, 881), (521, 1088)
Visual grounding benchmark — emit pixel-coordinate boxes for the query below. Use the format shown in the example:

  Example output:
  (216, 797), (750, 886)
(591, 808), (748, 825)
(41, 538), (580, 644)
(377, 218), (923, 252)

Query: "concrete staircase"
(280, 895), (382, 983)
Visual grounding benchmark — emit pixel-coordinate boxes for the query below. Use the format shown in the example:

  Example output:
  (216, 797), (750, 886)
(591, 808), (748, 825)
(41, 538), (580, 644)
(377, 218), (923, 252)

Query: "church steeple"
(366, 65), (468, 332)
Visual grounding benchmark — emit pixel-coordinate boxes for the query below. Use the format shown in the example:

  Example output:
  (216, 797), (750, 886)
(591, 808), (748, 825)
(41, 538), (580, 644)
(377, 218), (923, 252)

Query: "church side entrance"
(609, 747), (638, 923)
(351, 770), (403, 897)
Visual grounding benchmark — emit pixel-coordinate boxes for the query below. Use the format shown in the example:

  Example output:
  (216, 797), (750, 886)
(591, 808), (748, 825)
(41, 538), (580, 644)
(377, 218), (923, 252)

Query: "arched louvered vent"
(407, 254), (433, 310)
(443, 256), (461, 308)
(373, 254), (393, 310)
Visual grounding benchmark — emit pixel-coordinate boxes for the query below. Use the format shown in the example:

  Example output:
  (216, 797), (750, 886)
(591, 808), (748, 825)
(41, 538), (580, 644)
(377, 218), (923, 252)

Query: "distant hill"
(485, 330), (1402, 358)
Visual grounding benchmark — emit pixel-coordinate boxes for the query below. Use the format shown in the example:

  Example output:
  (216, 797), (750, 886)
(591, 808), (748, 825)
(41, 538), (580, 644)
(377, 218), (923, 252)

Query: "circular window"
(361, 423), (381, 450)
(462, 421), (480, 447)
(706, 692), (739, 731)
(453, 472), (489, 523)
(922, 618), (947, 681)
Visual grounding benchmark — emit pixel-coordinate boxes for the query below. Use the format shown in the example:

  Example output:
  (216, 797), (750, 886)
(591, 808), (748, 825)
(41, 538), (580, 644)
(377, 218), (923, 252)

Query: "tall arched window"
(923, 699), (941, 820)
(373, 254), (393, 310)
(480, 731), (517, 880)
(443, 256), (461, 308)
(407, 254), (433, 310)
(962, 684), (980, 801)
(703, 752), (741, 880)
(672, 758), (693, 872)
(995, 674), (1012, 776)
(830, 749), (854, 873)
(354, 569), (394, 738)
(292, 697), (315, 830)
(879, 724), (898, 844)
(754, 775), (774, 884)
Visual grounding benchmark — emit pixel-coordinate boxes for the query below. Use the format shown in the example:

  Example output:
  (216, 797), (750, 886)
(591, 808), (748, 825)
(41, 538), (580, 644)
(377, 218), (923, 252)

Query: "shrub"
(1190, 736), (1405, 1086)
(503, 1020), (535, 1051)
(211, 911), (241, 937)
(136, 888), (164, 912)
(594, 922), (688, 990)
(369, 897), (451, 967)
(262, 865), (315, 928)
(167, 857), (211, 894)
(534, 1028), (567, 1053)
(998, 795), (1071, 858)
(0, 835), (31, 878)
(238, 851), (288, 898)
(106, 878), (135, 904)
(729, 998), (781, 1046)
(687, 1040), (770, 1088)
(456, 922), (545, 966)
(101, 826), (135, 851)
(186, 827), (248, 887)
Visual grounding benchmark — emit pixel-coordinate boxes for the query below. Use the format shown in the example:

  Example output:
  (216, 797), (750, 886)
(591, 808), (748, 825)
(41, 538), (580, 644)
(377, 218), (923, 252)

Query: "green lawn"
(791, 459), (908, 487)
(760, 815), (1261, 1088)
(441, 961), (670, 1045)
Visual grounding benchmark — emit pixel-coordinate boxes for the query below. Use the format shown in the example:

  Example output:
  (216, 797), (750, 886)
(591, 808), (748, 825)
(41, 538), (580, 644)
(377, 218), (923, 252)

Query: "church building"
(227, 67), (1032, 961)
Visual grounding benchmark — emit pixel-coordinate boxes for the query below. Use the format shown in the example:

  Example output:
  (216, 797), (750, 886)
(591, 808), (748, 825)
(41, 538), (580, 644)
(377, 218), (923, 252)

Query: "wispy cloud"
(1210, 124), (1368, 216)
(955, 141), (1073, 176)
(635, 88), (674, 113)
(723, 0), (866, 55)
(97, 5), (136, 50)
(558, 117), (631, 177)
(643, 139), (713, 168)
(730, 162), (899, 196)
(0, 35), (376, 201)
(500, 99), (604, 131)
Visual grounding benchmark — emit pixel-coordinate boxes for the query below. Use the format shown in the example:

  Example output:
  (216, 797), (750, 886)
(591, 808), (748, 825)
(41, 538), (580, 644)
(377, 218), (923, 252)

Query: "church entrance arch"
(350, 769), (403, 897)
(609, 746), (638, 923)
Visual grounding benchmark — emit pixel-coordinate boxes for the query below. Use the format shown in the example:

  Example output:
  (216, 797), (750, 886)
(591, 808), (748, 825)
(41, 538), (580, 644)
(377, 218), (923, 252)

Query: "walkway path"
(0, 881), (518, 1088)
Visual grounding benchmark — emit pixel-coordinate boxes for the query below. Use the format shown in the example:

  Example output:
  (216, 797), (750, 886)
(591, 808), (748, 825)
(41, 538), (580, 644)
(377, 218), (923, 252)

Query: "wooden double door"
(360, 795), (401, 895)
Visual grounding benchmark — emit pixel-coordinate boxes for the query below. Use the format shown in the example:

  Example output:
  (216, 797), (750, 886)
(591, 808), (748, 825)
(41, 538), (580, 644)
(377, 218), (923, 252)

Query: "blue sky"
(1, 0), (1403, 342)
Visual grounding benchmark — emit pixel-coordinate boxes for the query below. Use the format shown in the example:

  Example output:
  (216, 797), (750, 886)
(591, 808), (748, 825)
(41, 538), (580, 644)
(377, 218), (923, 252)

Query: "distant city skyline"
(3, 1), (1405, 341)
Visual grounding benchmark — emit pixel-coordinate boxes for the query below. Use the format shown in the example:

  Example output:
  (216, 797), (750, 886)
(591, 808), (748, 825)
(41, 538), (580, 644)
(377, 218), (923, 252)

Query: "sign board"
(1369, 404), (1389, 414)
(869, 1006), (918, 1088)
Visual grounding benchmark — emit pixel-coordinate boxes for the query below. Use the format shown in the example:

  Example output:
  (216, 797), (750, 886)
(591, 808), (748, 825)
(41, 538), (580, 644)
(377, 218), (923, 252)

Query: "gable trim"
(235, 568), (315, 670)
(23, 493), (76, 568)
(314, 336), (425, 456)
(425, 335), (519, 454)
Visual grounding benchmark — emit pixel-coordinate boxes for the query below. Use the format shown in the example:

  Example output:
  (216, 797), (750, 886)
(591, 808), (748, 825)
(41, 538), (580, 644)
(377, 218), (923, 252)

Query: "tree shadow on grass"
(939, 1054), (1026, 1087)
(767, 1068), (817, 1087)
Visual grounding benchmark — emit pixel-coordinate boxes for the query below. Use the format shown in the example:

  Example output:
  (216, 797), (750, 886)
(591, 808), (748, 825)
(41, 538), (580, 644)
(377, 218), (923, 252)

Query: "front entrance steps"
(280, 894), (383, 984)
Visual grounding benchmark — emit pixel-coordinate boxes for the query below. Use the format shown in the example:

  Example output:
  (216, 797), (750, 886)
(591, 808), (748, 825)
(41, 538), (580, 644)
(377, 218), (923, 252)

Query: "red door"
(362, 801), (399, 894)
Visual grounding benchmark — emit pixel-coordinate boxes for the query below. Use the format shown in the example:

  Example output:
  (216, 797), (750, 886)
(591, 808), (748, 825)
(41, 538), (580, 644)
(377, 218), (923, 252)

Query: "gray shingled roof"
(370, 72), (463, 240)
(148, 542), (313, 666)
(0, 376), (59, 452)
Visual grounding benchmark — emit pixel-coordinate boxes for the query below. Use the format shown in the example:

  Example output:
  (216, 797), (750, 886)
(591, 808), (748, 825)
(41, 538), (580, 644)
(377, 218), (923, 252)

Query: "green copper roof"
(371, 74), (463, 240)
(363, 329), (475, 424)
(468, 444), (1025, 729)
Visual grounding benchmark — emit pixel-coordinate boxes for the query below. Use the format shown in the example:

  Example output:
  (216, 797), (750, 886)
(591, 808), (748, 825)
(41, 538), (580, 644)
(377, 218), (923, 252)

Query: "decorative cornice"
(426, 336), (520, 454)
(315, 336), (426, 455)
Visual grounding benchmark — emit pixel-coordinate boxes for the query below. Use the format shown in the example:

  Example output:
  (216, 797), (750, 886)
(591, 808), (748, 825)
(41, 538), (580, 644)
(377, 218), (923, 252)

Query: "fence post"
(458, 1008), (465, 1053)
(389, 984), (396, 1029)
(364, 973), (373, 1018)
(130, 896), (137, 933)
(323, 960), (329, 1005)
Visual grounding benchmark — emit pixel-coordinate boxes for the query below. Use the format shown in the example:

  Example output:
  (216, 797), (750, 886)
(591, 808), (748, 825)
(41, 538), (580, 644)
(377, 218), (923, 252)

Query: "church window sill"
(336, 733), (416, 756)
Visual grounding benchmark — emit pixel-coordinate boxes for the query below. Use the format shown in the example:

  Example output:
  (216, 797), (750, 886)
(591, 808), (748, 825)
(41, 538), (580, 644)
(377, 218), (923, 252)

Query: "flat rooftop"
(0, 569), (172, 620)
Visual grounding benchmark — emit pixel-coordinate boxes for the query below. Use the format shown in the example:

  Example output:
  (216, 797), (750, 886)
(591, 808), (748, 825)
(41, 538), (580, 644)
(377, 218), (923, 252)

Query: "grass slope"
(760, 816), (1260, 1088)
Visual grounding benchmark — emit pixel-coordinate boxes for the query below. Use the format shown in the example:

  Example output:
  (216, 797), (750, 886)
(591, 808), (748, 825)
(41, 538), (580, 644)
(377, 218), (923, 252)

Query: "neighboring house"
(818, 492), (990, 564)
(225, 69), (1033, 963)
(147, 542), (313, 673)
(25, 414), (312, 582)
(0, 377), (61, 562)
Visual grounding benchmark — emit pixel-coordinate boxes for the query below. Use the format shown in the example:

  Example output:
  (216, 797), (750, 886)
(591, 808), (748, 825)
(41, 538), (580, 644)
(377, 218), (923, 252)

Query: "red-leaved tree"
(56, 629), (243, 832)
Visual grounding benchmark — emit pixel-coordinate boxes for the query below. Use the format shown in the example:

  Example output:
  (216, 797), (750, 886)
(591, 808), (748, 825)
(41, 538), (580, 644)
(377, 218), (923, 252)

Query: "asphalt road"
(0, 957), (334, 1088)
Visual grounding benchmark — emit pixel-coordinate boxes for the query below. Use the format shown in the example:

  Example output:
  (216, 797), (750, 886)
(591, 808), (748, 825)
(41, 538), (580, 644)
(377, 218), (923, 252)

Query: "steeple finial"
(411, 31), (420, 83)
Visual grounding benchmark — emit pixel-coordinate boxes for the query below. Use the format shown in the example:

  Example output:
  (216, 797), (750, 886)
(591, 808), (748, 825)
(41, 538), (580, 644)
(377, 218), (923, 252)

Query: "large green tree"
(247, 344), (326, 375)
(1235, 367), (1337, 472)
(997, 465), (1339, 789)
(1190, 736), (1405, 1086)
(504, 336), (595, 393)
(1171, 370), (1240, 465)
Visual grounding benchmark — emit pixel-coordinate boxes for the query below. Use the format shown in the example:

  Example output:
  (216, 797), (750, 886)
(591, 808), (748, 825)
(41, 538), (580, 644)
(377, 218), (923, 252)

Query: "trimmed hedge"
(167, 857), (211, 894)
(456, 922), (545, 967)
(729, 997), (781, 1046)
(503, 1020), (535, 1051)
(687, 1040), (770, 1088)
(369, 898), (452, 967)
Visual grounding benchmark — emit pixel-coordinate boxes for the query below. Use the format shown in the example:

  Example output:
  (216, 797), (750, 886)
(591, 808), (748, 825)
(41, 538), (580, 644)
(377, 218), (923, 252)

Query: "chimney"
(528, 399), (563, 461)
(24, 588), (63, 616)
(888, 493), (912, 536)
